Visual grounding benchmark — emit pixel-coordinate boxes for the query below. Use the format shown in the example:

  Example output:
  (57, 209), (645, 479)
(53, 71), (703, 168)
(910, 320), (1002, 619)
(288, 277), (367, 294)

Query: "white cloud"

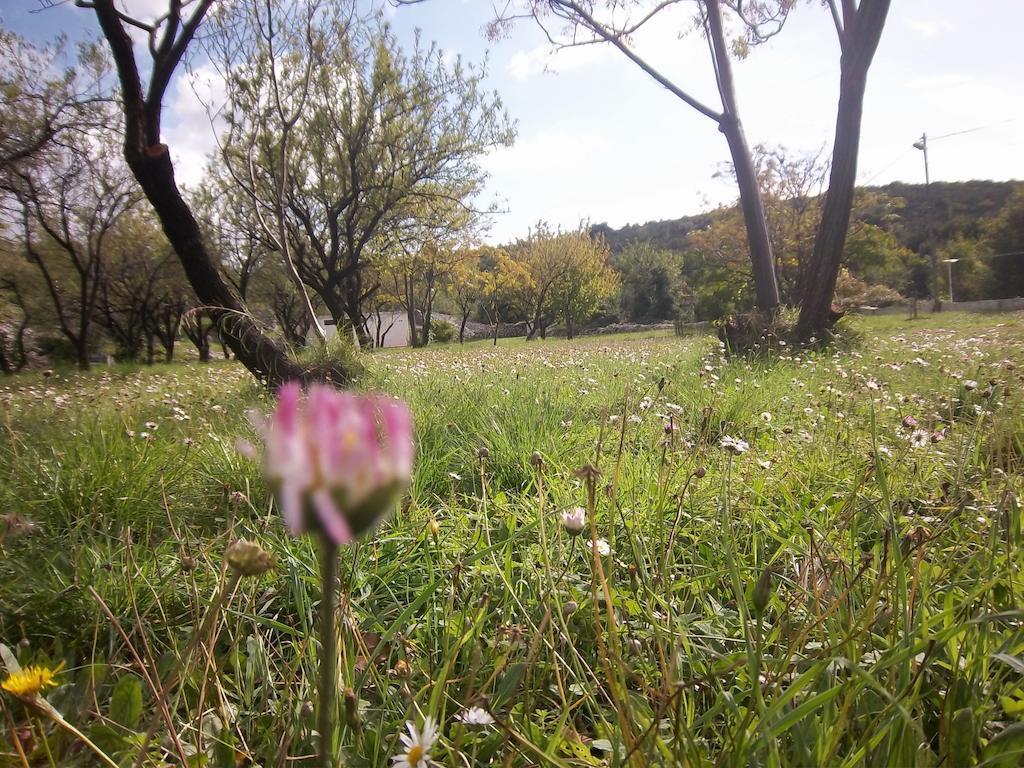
(506, 42), (610, 81)
(163, 64), (226, 189)
(907, 18), (954, 38)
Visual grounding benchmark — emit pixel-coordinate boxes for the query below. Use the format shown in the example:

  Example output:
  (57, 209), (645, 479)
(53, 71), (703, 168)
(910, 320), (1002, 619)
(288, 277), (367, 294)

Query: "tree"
(1, 127), (139, 369)
(210, 1), (513, 347)
(981, 185), (1024, 299)
(203, 0), (336, 345)
(796, 0), (892, 337)
(480, 0), (785, 312)
(843, 220), (919, 291)
(0, 247), (37, 374)
(614, 242), (685, 323)
(384, 236), (473, 347)
(80, 0), (310, 385)
(0, 27), (108, 173)
(446, 252), (489, 343)
(480, 250), (532, 345)
(95, 212), (192, 363)
(549, 231), (619, 338)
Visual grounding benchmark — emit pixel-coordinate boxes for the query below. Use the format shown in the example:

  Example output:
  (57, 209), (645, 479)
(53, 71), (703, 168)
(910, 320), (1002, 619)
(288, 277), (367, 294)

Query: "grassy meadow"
(1, 313), (1023, 767)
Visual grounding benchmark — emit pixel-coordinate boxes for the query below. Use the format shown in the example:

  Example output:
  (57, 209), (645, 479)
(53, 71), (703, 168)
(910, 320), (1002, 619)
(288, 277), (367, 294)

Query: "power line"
(929, 119), (1015, 143)
(860, 147), (914, 186)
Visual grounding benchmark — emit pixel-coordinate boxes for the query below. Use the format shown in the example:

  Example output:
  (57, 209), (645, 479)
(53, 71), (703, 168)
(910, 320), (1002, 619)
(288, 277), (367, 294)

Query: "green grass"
(1, 312), (1023, 767)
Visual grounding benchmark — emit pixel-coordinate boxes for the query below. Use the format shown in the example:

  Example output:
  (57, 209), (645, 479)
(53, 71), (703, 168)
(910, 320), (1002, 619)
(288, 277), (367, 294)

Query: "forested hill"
(593, 180), (1019, 254)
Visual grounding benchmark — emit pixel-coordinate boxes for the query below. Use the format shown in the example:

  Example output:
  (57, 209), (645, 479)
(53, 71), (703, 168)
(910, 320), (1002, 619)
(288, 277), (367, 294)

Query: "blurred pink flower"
(249, 382), (414, 544)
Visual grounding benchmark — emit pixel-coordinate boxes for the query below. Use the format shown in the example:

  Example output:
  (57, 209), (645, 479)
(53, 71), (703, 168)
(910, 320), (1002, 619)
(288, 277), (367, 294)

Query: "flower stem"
(35, 699), (119, 768)
(319, 538), (339, 768)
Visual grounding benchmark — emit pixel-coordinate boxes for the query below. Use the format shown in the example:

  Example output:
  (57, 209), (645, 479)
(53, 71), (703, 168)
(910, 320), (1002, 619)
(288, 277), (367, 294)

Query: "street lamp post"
(913, 132), (940, 310)
(941, 258), (960, 304)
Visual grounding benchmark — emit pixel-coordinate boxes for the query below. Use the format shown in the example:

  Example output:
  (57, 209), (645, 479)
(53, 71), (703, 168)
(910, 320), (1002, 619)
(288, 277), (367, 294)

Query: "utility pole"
(941, 257), (959, 304)
(913, 132), (940, 310)
(912, 133), (930, 184)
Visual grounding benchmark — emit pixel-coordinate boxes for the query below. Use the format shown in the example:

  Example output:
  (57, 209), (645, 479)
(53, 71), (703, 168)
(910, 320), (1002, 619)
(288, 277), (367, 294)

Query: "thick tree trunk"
(459, 311), (469, 344)
(706, 0), (780, 312)
(718, 117), (780, 312)
(92, 0), (306, 387)
(797, 0), (891, 338)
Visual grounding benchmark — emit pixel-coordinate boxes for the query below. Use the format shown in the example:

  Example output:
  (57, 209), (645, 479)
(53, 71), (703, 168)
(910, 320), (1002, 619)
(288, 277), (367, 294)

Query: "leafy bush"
(833, 268), (904, 310)
(299, 332), (366, 383)
(429, 319), (456, 344)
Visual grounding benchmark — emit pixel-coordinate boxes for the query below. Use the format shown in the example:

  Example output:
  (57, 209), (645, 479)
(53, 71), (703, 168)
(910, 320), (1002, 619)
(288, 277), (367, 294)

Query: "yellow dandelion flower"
(1, 664), (61, 698)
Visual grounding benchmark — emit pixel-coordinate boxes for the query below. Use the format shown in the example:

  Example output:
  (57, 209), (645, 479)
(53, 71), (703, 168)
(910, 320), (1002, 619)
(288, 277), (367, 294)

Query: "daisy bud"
(561, 507), (586, 536)
(752, 566), (773, 615)
(245, 383), (414, 545)
(225, 539), (274, 577)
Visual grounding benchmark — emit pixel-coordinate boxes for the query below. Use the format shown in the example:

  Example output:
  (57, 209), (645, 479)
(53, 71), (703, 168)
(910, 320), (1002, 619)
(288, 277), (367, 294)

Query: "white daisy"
(561, 507), (586, 536)
(457, 706), (495, 726)
(590, 538), (611, 556)
(392, 717), (438, 767)
(908, 429), (930, 449)
(719, 436), (749, 455)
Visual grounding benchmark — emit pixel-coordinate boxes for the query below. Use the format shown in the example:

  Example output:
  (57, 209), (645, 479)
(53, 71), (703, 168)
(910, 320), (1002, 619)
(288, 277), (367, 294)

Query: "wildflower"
(901, 415), (918, 430)
(760, 412), (772, 423)
(457, 706), (495, 727)
(1, 664), (60, 699)
(392, 716), (438, 767)
(224, 539), (274, 576)
(963, 379), (978, 391)
(248, 383), (414, 544)
(719, 436), (749, 455)
(908, 429), (930, 449)
(590, 538), (611, 556)
(561, 507), (586, 536)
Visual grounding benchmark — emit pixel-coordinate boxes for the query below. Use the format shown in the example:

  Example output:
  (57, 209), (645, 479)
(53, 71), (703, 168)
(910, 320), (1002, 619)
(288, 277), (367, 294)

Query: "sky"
(5, 0), (1023, 243)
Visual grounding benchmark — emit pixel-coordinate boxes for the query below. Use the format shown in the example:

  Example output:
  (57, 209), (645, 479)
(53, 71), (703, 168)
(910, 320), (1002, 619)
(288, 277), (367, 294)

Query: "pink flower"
(249, 383), (414, 544)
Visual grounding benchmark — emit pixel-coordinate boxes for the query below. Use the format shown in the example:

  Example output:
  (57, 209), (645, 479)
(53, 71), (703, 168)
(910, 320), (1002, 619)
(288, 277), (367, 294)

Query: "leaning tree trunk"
(706, 0), (780, 313)
(796, 0), (892, 338)
(91, 0), (306, 387)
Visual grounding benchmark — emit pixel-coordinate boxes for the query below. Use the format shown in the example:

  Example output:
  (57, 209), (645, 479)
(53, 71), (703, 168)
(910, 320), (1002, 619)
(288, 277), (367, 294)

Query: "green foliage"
(982, 184), (1024, 298)
(832, 267), (903, 310)
(844, 222), (921, 290)
(298, 331), (366, 383)
(613, 242), (685, 322)
(428, 318), (455, 344)
(1, 315), (1023, 766)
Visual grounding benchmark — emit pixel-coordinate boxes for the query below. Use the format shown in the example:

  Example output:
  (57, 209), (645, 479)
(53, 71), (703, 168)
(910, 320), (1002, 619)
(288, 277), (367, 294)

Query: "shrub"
(429, 319), (456, 344)
(833, 268), (904, 310)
